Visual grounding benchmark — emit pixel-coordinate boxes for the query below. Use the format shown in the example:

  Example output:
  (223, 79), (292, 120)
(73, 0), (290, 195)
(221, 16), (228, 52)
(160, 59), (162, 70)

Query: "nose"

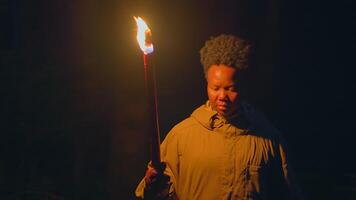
(218, 89), (227, 100)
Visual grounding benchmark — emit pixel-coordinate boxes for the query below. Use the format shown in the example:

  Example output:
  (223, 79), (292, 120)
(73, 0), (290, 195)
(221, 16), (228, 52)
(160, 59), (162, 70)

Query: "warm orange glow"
(134, 16), (154, 55)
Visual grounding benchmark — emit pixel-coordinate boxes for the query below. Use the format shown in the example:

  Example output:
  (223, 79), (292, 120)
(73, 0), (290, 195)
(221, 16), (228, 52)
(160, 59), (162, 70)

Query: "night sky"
(1, 0), (355, 199)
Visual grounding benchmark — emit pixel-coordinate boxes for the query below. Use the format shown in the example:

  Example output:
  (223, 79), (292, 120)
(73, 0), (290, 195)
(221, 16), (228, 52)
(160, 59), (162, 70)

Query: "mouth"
(217, 104), (228, 110)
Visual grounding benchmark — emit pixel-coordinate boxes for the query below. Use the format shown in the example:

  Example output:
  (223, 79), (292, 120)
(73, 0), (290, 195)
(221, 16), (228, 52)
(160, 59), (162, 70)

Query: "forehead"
(207, 64), (237, 83)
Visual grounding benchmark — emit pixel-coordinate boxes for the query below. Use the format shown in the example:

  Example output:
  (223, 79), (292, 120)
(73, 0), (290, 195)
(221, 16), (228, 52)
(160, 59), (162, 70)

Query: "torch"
(134, 16), (161, 169)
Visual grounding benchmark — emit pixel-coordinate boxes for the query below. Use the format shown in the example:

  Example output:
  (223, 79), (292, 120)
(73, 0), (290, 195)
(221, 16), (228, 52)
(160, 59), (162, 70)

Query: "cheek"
(207, 89), (218, 101)
(228, 92), (239, 102)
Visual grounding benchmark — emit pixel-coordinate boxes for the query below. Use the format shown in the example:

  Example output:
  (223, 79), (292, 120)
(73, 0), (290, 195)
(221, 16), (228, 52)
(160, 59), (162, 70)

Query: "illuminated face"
(207, 64), (239, 117)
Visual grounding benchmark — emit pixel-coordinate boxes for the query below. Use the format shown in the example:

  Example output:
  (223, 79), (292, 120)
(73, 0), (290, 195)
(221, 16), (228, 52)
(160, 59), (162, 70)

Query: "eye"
(209, 85), (219, 91)
(227, 87), (236, 92)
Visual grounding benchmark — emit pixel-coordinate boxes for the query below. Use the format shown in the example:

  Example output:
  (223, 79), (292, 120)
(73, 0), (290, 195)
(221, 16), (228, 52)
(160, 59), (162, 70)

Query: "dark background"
(1, 0), (355, 199)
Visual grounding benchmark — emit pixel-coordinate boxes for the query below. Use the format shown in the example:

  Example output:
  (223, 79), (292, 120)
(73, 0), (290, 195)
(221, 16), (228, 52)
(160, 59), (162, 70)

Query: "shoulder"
(170, 116), (201, 134)
(241, 102), (284, 144)
(160, 116), (202, 153)
(163, 113), (206, 144)
(242, 103), (291, 160)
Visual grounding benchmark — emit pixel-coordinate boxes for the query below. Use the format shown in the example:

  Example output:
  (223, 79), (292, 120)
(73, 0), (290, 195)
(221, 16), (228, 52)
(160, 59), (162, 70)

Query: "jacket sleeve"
(135, 130), (180, 200)
(246, 103), (305, 200)
(275, 136), (305, 200)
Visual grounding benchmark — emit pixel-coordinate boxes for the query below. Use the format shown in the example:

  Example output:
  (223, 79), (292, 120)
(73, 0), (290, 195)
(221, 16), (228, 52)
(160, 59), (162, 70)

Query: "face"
(207, 64), (239, 117)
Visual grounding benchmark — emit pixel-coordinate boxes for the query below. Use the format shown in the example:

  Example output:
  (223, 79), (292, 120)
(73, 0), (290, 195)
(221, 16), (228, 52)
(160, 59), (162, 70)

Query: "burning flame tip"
(134, 16), (154, 54)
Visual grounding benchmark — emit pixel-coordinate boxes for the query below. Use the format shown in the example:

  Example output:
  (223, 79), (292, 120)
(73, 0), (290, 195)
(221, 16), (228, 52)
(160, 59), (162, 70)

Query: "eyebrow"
(223, 83), (236, 88)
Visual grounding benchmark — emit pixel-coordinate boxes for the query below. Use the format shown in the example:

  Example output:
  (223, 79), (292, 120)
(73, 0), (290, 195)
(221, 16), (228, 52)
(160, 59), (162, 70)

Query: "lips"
(217, 104), (228, 110)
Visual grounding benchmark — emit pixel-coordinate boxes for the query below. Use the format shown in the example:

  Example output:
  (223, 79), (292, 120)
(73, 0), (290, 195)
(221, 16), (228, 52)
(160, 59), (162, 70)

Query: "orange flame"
(134, 16), (154, 55)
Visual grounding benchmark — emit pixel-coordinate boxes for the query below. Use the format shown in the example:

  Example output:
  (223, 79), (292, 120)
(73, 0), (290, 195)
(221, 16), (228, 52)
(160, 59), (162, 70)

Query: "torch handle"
(143, 54), (161, 169)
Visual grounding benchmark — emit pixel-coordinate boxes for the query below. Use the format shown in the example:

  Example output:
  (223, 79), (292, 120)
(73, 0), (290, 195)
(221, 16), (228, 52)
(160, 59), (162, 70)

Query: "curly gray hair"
(200, 34), (251, 76)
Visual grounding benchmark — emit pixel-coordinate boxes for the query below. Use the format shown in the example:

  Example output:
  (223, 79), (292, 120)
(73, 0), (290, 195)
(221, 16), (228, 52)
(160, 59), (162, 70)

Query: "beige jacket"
(136, 102), (302, 200)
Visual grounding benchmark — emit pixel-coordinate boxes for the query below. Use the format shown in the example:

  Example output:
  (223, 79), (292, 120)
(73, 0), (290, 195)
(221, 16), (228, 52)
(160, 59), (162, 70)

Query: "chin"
(218, 109), (235, 117)
(217, 110), (228, 116)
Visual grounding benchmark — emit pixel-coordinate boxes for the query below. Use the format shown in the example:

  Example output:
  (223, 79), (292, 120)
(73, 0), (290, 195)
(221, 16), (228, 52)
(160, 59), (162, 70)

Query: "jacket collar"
(191, 101), (249, 137)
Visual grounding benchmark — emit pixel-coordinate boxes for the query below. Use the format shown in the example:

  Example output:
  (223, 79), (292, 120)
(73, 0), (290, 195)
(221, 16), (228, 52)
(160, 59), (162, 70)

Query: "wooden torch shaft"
(143, 54), (161, 169)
